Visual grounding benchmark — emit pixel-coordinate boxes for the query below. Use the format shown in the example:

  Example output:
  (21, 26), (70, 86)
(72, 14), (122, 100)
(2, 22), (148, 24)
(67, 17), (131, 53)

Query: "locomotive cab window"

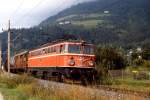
(83, 45), (94, 54)
(68, 44), (80, 54)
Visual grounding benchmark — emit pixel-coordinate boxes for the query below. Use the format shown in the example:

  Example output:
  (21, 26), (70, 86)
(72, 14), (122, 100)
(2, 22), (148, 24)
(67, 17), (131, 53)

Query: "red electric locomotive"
(12, 40), (97, 82)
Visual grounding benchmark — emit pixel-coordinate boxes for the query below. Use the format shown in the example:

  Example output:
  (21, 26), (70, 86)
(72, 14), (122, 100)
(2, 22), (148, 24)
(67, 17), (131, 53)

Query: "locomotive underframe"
(10, 67), (97, 83)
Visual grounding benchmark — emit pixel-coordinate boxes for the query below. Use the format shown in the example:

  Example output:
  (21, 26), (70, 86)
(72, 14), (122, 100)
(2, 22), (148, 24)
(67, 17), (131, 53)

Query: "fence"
(108, 70), (150, 80)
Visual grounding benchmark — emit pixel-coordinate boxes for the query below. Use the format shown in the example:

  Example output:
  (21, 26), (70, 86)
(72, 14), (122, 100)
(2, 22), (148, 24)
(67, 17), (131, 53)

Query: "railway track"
(37, 75), (150, 99)
(93, 85), (150, 98)
(53, 78), (150, 98)
(45, 78), (150, 98)
(39, 79), (150, 100)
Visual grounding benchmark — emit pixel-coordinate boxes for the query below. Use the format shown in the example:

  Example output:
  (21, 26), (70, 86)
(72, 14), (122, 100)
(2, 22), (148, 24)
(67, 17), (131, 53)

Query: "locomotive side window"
(54, 46), (57, 52)
(37, 50), (41, 55)
(45, 48), (48, 54)
(83, 45), (94, 54)
(56, 46), (60, 53)
(48, 47), (51, 53)
(42, 49), (46, 54)
(50, 46), (56, 53)
(65, 44), (68, 53)
(60, 45), (63, 53)
(68, 45), (80, 54)
(30, 50), (41, 56)
(51, 47), (54, 52)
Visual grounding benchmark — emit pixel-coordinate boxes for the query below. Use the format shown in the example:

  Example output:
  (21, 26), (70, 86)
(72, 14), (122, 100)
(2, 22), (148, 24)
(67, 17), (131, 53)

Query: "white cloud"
(0, 0), (92, 30)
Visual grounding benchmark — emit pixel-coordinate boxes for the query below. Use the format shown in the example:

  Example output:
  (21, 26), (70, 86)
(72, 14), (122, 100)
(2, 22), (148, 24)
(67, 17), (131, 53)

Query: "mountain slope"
(40, 0), (150, 28)
(39, 0), (150, 47)
(40, 0), (119, 26)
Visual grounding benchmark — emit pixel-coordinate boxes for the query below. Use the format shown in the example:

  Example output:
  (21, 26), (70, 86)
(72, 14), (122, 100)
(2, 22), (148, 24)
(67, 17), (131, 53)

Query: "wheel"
(58, 73), (65, 82)
(80, 75), (88, 86)
(42, 71), (48, 80)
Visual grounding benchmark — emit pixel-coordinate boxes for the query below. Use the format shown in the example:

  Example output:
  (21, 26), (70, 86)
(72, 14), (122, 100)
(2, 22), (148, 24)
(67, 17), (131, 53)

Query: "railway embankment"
(0, 72), (150, 100)
(39, 80), (150, 100)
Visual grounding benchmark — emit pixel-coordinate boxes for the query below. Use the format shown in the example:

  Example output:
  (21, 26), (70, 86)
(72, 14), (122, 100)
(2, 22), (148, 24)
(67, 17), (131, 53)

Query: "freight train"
(8, 40), (97, 83)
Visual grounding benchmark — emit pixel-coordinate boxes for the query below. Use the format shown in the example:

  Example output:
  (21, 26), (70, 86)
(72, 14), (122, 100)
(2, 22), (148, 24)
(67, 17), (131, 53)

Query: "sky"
(0, 0), (92, 30)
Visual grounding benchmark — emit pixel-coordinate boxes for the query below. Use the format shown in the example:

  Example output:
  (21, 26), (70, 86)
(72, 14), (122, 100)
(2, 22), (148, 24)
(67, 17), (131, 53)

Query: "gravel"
(38, 79), (150, 100)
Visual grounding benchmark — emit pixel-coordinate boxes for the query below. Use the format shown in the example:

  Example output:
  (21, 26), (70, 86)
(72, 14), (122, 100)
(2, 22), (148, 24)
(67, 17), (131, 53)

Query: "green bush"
(143, 61), (150, 68)
(133, 72), (150, 80)
(17, 83), (60, 100)
(133, 59), (144, 66)
(96, 63), (114, 85)
(95, 47), (126, 70)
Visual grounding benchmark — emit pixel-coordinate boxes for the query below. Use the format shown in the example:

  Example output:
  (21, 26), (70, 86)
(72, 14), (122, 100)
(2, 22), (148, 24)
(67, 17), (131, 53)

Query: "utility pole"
(7, 20), (11, 74)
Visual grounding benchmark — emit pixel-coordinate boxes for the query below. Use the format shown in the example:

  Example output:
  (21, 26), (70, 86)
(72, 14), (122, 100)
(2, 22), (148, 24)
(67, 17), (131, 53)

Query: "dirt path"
(0, 93), (3, 100)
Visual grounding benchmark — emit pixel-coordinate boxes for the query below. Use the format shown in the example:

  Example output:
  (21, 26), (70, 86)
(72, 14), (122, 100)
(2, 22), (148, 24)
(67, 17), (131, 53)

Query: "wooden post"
(7, 20), (11, 74)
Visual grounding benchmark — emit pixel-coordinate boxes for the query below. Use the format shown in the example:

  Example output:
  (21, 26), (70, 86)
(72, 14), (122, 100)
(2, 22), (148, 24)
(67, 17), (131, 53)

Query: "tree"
(95, 47), (126, 70)
(142, 48), (150, 60)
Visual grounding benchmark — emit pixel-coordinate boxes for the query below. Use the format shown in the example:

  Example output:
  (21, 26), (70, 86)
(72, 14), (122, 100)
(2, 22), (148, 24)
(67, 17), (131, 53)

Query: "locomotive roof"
(14, 40), (93, 56)
(30, 40), (93, 52)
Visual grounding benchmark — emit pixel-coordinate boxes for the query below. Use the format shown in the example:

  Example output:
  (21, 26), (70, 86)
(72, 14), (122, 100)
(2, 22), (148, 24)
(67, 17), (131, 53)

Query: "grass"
(56, 13), (111, 22)
(0, 71), (150, 100)
(115, 60), (150, 92)
(111, 77), (150, 92)
(0, 83), (28, 100)
(0, 72), (104, 100)
(72, 19), (104, 28)
(125, 61), (150, 71)
(0, 73), (66, 100)
(57, 14), (77, 22)
(56, 13), (112, 28)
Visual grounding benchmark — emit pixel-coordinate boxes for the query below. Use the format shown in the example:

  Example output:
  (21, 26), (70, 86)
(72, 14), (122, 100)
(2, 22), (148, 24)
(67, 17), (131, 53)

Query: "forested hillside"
(0, 0), (150, 57)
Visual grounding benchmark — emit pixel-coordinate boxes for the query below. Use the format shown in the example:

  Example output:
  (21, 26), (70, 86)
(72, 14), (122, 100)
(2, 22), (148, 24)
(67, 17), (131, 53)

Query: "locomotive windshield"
(68, 44), (94, 54)
(83, 45), (94, 54)
(68, 45), (80, 54)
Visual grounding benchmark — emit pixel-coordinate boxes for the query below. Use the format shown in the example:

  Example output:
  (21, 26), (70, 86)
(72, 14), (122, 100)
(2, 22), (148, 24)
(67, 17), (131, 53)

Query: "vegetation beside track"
(0, 73), (71, 100)
(0, 72), (150, 100)
(110, 78), (150, 93)
(0, 72), (106, 100)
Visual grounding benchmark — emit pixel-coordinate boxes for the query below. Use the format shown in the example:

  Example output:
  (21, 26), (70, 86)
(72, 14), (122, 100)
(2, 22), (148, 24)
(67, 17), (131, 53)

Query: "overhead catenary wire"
(12, 33), (21, 42)
(11, 0), (123, 39)
(12, 0), (123, 45)
(1, 0), (25, 31)
(14, 0), (45, 25)
(9, 0), (54, 54)
(9, 0), (25, 20)
(1, 0), (45, 59)
(12, 0), (68, 43)
(10, 0), (70, 55)
(11, 0), (47, 41)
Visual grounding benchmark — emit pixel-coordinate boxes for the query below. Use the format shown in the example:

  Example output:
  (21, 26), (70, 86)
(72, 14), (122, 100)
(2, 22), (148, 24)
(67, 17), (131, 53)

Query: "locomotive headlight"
(69, 58), (75, 66)
(89, 61), (94, 66)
